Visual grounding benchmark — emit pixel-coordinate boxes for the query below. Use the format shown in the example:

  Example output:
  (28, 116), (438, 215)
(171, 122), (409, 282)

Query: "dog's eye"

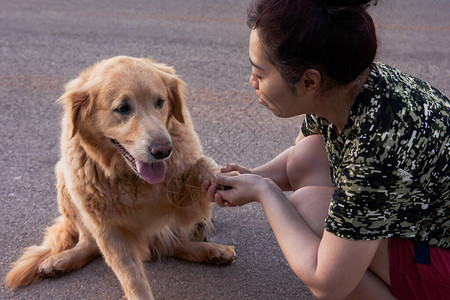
(156, 96), (165, 109)
(114, 103), (131, 115)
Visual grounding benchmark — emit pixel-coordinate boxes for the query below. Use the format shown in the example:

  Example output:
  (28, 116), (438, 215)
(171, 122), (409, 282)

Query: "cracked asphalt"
(1, 0), (449, 299)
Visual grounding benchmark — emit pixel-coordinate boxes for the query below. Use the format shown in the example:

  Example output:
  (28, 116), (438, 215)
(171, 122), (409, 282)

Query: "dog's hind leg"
(173, 239), (236, 265)
(38, 230), (99, 277)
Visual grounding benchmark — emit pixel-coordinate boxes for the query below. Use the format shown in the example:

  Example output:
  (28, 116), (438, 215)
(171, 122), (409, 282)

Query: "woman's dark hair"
(247, 0), (377, 86)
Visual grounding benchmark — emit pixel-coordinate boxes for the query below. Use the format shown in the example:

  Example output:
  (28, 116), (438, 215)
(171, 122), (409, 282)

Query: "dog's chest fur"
(61, 135), (203, 233)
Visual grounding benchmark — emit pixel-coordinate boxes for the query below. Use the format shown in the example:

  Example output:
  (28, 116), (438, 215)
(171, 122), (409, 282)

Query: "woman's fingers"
(213, 193), (229, 207)
(215, 174), (239, 187)
(201, 174), (237, 207)
(221, 164), (238, 173)
(221, 164), (251, 174)
(207, 182), (217, 201)
(201, 178), (210, 193)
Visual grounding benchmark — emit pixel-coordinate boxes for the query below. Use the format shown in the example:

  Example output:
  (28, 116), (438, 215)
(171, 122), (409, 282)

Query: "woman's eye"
(114, 103), (131, 114)
(251, 73), (261, 80)
(156, 96), (165, 109)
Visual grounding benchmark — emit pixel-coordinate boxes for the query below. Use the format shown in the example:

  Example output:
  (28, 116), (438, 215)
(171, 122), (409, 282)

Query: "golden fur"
(5, 56), (236, 299)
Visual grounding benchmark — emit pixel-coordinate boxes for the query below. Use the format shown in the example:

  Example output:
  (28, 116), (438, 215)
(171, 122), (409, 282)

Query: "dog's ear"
(165, 75), (186, 124)
(141, 58), (186, 124)
(57, 77), (94, 138)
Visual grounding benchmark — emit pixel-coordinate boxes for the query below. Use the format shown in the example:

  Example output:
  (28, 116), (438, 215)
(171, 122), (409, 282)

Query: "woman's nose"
(249, 74), (259, 90)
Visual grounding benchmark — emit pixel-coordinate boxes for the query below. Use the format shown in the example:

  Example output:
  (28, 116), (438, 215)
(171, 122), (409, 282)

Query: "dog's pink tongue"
(136, 161), (166, 184)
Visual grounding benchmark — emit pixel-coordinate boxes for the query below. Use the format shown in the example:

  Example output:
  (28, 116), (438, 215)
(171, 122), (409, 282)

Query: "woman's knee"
(286, 135), (332, 189)
(289, 186), (333, 236)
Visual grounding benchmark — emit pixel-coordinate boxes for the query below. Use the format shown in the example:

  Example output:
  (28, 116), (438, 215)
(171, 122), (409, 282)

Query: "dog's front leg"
(95, 230), (153, 300)
(194, 156), (238, 186)
(194, 156), (221, 182)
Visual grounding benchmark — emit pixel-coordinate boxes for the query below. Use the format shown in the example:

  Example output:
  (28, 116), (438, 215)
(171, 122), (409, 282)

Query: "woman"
(203, 0), (449, 299)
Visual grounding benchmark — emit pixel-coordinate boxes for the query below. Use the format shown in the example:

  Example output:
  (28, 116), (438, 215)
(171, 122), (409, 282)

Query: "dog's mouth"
(111, 139), (166, 184)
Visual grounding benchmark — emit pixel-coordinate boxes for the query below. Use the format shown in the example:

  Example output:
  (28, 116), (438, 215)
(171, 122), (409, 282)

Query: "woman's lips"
(258, 97), (267, 106)
(255, 93), (283, 117)
(256, 92), (271, 108)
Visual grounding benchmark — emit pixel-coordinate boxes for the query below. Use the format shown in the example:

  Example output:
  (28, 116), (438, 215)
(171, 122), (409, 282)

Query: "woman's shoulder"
(355, 62), (448, 137)
(372, 62), (449, 109)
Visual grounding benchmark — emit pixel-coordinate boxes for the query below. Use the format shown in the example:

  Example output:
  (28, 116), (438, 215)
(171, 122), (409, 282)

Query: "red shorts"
(389, 238), (450, 300)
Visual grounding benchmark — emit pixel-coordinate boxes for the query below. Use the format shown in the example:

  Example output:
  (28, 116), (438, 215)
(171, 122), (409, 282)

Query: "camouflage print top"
(301, 62), (449, 248)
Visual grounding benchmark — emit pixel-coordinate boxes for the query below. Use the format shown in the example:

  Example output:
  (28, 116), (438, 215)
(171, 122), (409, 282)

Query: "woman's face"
(248, 29), (310, 118)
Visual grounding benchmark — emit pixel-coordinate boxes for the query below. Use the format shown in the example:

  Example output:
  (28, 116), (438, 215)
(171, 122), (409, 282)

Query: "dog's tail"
(5, 216), (78, 290)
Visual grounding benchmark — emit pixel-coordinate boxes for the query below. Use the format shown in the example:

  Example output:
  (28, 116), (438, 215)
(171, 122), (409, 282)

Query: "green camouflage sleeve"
(301, 114), (323, 137)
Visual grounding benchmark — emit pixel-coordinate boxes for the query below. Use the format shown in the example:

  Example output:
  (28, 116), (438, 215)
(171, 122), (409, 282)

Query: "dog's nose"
(150, 142), (172, 160)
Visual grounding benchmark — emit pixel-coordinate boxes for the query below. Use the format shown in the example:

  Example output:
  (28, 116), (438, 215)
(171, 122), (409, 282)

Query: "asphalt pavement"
(1, 0), (449, 299)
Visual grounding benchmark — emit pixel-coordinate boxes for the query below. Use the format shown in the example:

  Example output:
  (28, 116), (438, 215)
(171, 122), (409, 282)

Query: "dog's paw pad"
(207, 245), (236, 265)
(227, 171), (240, 177)
(38, 258), (65, 278)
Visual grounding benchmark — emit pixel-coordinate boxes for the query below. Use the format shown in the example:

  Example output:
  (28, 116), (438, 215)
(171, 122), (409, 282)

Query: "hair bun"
(322, 0), (374, 7)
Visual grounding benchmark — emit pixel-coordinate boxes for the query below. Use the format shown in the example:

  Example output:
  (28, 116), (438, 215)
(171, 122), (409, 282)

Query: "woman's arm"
(213, 174), (381, 300)
(220, 147), (294, 191)
(263, 187), (380, 299)
(250, 146), (294, 190)
(224, 132), (310, 191)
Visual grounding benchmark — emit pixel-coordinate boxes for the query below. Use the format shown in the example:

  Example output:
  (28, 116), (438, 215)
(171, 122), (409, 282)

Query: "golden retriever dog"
(5, 56), (236, 299)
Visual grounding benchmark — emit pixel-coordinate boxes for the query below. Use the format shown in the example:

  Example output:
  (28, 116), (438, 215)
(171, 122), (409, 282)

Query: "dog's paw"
(207, 244), (236, 265)
(214, 170), (239, 190)
(227, 170), (240, 177)
(38, 256), (66, 278)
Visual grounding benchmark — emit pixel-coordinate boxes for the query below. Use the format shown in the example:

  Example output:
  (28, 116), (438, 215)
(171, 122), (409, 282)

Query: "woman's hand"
(202, 163), (251, 206)
(204, 173), (282, 207)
